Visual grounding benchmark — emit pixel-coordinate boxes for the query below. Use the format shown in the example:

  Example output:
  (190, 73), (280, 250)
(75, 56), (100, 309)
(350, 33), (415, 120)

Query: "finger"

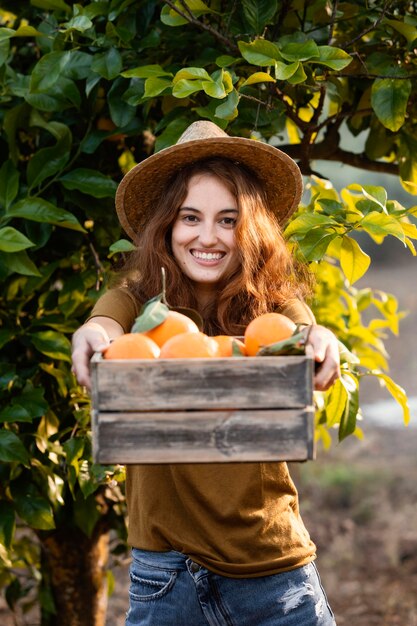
(314, 350), (341, 391)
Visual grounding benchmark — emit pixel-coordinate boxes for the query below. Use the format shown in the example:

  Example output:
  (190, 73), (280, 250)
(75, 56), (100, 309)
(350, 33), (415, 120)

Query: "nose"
(197, 220), (218, 247)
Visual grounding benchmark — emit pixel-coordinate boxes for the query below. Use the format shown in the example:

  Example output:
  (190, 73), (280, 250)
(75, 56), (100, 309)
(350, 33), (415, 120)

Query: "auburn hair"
(120, 157), (312, 335)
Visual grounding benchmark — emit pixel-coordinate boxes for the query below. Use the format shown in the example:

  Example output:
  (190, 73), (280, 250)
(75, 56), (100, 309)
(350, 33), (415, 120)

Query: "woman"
(72, 121), (340, 626)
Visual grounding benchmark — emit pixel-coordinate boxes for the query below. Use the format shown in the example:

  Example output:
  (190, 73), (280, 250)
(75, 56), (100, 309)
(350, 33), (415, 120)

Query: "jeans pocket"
(129, 563), (177, 602)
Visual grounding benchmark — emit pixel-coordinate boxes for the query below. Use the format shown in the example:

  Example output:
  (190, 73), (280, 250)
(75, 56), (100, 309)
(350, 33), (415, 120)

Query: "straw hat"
(116, 121), (303, 242)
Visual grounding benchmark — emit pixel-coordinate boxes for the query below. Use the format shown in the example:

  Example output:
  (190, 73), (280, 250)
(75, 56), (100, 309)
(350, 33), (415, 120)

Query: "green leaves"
(7, 198), (86, 232)
(59, 169), (117, 198)
(371, 78), (412, 132)
(0, 431), (30, 465)
(30, 331), (72, 363)
(0, 228), (35, 253)
(242, 0), (278, 33)
(131, 295), (169, 333)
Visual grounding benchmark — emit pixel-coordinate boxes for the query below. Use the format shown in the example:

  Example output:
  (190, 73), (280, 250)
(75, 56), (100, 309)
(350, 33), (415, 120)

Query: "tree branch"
(163, 0), (239, 53)
(341, 0), (392, 49)
(279, 142), (399, 177)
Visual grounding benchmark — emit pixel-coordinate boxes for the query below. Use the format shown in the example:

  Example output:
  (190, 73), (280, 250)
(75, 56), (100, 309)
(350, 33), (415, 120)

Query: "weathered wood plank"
(91, 354), (313, 412)
(93, 407), (315, 464)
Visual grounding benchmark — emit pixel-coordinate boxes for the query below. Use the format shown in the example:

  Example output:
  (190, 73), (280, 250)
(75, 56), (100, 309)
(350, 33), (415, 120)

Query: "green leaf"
(30, 51), (71, 92)
(238, 39), (281, 66)
(63, 15), (93, 32)
(326, 378), (348, 427)
(172, 78), (204, 98)
(0, 227), (35, 252)
(285, 213), (338, 238)
(30, 330), (72, 362)
(144, 76), (172, 98)
(160, 0), (214, 26)
(0, 405), (32, 423)
(91, 48), (123, 80)
(338, 374), (359, 441)
(215, 89), (240, 120)
(340, 236), (371, 284)
(0, 250), (41, 277)
(360, 213), (405, 242)
(0, 431), (30, 464)
(173, 67), (211, 83)
(31, 0), (71, 11)
(371, 78), (412, 132)
(59, 168), (117, 198)
(0, 38), (10, 67)
(312, 46), (352, 70)
(361, 185), (388, 210)
(108, 78), (136, 127)
(14, 492), (55, 530)
(216, 55), (238, 68)
(160, 4), (188, 26)
(27, 123), (72, 190)
(73, 492), (100, 538)
(63, 437), (85, 465)
(8, 198), (86, 232)
(274, 61), (300, 81)
(384, 18), (417, 44)
(287, 62), (307, 85)
(0, 160), (19, 210)
(0, 501), (15, 549)
(280, 40), (319, 62)
(154, 118), (191, 152)
(242, 0), (278, 33)
(240, 71), (275, 88)
(298, 230), (338, 261)
(202, 78), (226, 99)
(257, 331), (306, 356)
(131, 296), (169, 333)
(108, 239), (136, 256)
(122, 64), (172, 79)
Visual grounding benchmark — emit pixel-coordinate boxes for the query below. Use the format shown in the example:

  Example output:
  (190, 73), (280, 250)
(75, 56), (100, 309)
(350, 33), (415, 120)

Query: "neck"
(194, 283), (218, 310)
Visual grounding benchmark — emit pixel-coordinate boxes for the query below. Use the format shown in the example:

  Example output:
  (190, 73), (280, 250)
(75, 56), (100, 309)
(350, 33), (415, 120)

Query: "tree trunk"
(39, 524), (110, 626)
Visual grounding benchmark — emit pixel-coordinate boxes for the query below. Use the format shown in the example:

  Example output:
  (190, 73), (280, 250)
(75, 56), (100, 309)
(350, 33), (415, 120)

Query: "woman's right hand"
(71, 318), (124, 390)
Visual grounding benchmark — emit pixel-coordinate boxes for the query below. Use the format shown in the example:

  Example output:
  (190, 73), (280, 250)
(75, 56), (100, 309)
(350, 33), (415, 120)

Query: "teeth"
(192, 251), (224, 260)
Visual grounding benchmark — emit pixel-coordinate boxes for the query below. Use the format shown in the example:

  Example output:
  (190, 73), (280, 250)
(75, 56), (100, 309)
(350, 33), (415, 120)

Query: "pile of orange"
(104, 311), (295, 360)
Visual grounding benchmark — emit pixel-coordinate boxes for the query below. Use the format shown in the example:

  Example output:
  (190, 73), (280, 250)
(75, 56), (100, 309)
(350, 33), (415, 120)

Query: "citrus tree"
(0, 0), (416, 623)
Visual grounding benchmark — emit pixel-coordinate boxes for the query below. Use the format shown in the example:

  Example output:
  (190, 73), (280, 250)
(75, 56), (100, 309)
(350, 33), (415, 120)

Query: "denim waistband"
(131, 548), (193, 570)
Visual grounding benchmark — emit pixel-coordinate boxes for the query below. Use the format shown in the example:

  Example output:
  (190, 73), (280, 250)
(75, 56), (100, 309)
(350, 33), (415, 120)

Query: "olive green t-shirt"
(89, 288), (317, 578)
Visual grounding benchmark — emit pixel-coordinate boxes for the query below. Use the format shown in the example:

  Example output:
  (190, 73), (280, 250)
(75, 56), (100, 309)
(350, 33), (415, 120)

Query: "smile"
(190, 250), (226, 261)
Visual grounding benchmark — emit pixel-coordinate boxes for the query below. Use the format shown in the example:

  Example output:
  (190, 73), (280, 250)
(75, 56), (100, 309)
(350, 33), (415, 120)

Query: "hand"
(71, 323), (110, 391)
(303, 325), (341, 391)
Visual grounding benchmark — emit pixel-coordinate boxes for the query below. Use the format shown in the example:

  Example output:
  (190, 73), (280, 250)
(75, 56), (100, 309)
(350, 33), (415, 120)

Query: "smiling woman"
(71, 120), (340, 626)
(171, 173), (240, 303)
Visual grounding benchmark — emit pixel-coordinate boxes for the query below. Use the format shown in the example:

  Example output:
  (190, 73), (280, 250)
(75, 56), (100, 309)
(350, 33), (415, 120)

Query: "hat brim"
(116, 136), (303, 243)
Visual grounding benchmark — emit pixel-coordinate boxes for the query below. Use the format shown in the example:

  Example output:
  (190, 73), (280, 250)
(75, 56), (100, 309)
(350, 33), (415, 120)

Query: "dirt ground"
(1, 257), (416, 626)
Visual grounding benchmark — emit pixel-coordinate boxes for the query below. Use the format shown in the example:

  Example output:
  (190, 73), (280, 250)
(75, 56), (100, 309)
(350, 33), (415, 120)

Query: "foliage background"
(0, 0), (416, 621)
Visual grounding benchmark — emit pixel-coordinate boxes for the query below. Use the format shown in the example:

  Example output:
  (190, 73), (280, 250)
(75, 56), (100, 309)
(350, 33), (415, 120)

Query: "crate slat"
(93, 407), (315, 464)
(92, 355), (313, 411)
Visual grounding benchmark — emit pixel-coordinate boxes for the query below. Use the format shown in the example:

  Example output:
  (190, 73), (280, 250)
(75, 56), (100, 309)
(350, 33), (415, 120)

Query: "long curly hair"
(119, 157), (312, 335)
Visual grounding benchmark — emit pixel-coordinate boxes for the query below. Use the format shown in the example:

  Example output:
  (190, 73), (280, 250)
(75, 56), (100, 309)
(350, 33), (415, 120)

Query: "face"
(171, 173), (240, 296)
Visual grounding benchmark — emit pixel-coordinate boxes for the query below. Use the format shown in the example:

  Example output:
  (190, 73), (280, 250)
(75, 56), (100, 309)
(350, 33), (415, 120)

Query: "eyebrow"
(178, 207), (238, 214)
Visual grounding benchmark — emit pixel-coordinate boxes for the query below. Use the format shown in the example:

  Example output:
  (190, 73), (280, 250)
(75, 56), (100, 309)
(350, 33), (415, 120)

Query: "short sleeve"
(279, 299), (316, 326)
(86, 287), (140, 333)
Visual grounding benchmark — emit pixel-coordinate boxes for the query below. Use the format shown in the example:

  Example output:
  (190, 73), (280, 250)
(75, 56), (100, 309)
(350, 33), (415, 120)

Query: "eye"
(220, 216), (237, 227)
(181, 214), (199, 223)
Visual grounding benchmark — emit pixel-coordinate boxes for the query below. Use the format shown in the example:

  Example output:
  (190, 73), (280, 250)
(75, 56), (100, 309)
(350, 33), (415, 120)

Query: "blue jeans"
(126, 549), (336, 626)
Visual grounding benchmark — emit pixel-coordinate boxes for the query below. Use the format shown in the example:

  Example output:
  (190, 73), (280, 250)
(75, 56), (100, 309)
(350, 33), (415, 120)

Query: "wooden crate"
(91, 353), (315, 464)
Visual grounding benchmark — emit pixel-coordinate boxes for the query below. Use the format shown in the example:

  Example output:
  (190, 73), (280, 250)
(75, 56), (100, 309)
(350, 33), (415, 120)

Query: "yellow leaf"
(340, 236), (371, 284)
(286, 118), (301, 144)
(240, 72), (275, 88)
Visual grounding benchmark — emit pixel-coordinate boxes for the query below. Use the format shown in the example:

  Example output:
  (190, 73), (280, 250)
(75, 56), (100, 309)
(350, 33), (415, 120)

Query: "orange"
(213, 335), (247, 357)
(244, 312), (296, 356)
(144, 310), (199, 347)
(103, 333), (160, 359)
(159, 332), (219, 359)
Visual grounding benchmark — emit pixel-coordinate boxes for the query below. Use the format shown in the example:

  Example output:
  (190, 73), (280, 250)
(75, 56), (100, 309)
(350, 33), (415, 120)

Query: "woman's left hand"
(304, 325), (341, 391)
